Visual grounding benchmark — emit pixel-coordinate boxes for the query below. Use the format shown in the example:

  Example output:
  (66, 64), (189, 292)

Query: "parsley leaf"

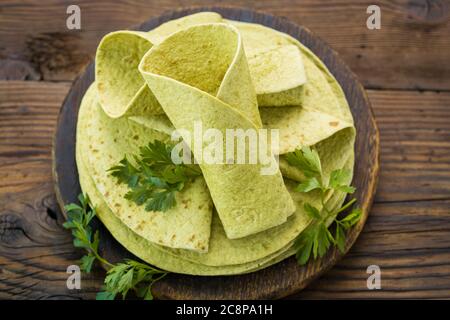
(109, 158), (140, 188)
(286, 147), (322, 178)
(337, 208), (363, 230)
(294, 229), (314, 265)
(139, 140), (174, 168)
(296, 205), (361, 265)
(334, 224), (346, 253)
(63, 194), (168, 300)
(63, 194), (111, 272)
(95, 291), (116, 300)
(108, 140), (201, 212)
(295, 177), (322, 193)
(98, 259), (167, 300)
(287, 146), (362, 266)
(329, 169), (356, 194)
(303, 203), (322, 220)
(144, 190), (177, 212)
(80, 254), (96, 273)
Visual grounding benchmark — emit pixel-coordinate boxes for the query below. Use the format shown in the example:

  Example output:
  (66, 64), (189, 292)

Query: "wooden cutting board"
(53, 7), (379, 300)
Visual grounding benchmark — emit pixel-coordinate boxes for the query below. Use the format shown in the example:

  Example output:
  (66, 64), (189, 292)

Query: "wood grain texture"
(0, 0), (449, 90)
(1, 81), (449, 299)
(0, 81), (101, 300)
(372, 90), (450, 202)
(1, 1), (449, 299)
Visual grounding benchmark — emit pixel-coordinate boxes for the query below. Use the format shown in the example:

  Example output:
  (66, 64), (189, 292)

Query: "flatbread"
(139, 23), (295, 239)
(74, 13), (356, 275)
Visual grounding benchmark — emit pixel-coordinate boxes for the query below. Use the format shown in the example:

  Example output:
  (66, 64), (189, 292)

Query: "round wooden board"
(53, 7), (380, 300)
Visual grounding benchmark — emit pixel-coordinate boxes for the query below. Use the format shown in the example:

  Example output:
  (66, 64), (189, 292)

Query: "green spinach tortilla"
(75, 12), (356, 275)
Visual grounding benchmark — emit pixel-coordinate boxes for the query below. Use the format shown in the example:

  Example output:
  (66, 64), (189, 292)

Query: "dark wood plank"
(0, 0), (449, 90)
(0, 81), (68, 194)
(0, 183), (102, 300)
(371, 90), (450, 202)
(1, 80), (449, 299)
(0, 81), (102, 300)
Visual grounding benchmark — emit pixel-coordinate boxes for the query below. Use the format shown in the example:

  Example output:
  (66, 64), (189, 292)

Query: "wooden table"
(0, 0), (449, 299)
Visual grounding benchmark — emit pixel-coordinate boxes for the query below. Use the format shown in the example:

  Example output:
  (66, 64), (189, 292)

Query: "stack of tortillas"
(76, 12), (355, 275)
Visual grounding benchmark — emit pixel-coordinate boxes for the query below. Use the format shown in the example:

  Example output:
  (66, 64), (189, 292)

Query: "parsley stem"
(320, 188), (330, 216)
(333, 198), (357, 216)
(152, 273), (167, 282)
(322, 195), (356, 223)
(90, 249), (114, 269)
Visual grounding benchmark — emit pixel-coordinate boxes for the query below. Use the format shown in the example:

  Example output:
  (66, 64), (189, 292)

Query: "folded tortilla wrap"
(138, 24), (295, 239)
(96, 13), (307, 119)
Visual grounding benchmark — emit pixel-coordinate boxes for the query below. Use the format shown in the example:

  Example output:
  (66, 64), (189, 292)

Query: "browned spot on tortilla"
(104, 191), (110, 197)
(189, 234), (196, 242)
(198, 204), (204, 210)
(113, 138), (117, 143)
(181, 199), (191, 209)
(114, 203), (121, 208)
(329, 121), (339, 127)
(133, 135), (139, 140)
(92, 149), (99, 153)
(171, 234), (176, 240)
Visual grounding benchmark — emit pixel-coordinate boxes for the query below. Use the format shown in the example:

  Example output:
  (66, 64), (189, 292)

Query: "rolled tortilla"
(139, 23), (296, 239)
(95, 13), (224, 118)
(95, 13), (308, 120)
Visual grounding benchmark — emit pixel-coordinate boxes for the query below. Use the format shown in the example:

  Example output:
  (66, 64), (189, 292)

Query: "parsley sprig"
(63, 194), (168, 300)
(108, 140), (201, 212)
(63, 194), (112, 272)
(286, 147), (362, 265)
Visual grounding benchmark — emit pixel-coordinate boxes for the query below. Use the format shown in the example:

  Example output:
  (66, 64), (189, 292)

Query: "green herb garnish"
(108, 140), (201, 212)
(63, 194), (168, 300)
(62, 194), (111, 272)
(97, 259), (167, 300)
(286, 146), (362, 265)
